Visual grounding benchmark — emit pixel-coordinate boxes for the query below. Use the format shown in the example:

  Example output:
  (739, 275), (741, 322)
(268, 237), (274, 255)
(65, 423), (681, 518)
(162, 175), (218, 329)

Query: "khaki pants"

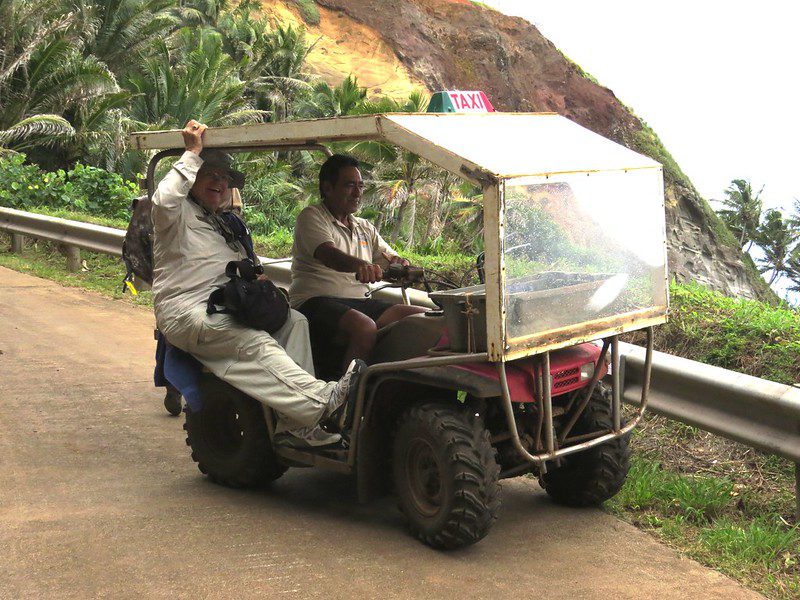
(161, 306), (336, 429)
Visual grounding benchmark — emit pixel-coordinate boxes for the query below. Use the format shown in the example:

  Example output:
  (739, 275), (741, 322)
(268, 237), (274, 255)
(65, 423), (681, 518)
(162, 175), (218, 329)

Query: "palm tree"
(420, 169), (459, 249)
(350, 91), (431, 246)
(125, 27), (264, 129)
(172, 0), (232, 27)
(253, 23), (313, 121)
(0, 0), (117, 154)
(716, 178), (763, 251)
(74, 0), (180, 76)
(213, 2), (277, 83)
(784, 246), (800, 295)
(755, 208), (799, 285)
(298, 75), (368, 118)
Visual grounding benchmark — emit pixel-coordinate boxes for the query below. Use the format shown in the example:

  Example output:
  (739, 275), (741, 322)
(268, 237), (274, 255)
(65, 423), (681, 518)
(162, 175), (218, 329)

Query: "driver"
(290, 154), (426, 374)
(151, 120), (364, 450)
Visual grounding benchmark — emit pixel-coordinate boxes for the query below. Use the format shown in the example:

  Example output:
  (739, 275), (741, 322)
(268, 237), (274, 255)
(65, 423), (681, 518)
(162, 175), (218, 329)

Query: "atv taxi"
(132, 111), (668, 549)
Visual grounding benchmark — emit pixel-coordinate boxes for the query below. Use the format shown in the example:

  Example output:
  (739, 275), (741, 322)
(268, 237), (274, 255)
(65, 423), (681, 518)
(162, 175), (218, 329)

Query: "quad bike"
(134, 109), (668, 549)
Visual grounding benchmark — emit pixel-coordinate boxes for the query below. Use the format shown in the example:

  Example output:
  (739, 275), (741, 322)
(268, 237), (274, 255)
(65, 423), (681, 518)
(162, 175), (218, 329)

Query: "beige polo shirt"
(289, 202), (395, 308)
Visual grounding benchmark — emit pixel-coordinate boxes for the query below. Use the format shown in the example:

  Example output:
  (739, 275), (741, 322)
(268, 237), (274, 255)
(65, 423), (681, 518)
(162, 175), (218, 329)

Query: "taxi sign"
(427, 90), (495, 113)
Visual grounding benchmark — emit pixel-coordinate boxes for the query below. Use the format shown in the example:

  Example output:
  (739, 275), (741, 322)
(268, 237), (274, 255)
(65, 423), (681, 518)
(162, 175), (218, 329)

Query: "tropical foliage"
(0, 0), (486, 252)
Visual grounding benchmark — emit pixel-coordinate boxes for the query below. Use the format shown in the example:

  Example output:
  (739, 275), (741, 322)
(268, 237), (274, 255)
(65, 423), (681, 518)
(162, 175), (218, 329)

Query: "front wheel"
(393, 402), (501, 550)
(539, 384), (630, 506)
(183, 373), (287, 488)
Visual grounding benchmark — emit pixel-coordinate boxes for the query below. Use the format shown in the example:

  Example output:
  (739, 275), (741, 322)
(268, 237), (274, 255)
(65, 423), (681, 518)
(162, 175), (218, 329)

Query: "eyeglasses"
(199, 168), (233, 184)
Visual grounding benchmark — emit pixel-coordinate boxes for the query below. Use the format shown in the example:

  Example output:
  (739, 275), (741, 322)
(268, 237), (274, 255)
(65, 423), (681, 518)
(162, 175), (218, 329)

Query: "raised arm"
(151, 120), (207, 231)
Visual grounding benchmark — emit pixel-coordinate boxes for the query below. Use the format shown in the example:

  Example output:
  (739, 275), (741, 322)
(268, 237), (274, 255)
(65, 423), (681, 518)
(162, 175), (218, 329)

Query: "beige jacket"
(151, 151), (246, 335)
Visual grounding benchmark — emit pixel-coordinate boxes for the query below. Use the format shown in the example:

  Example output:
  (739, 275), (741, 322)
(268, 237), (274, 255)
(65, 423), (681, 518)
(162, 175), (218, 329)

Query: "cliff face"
(267, 0), (771, 300)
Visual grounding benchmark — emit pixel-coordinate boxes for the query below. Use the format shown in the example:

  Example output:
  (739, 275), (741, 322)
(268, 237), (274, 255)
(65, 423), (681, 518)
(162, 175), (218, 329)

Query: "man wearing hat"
(150, 119), (364, 449)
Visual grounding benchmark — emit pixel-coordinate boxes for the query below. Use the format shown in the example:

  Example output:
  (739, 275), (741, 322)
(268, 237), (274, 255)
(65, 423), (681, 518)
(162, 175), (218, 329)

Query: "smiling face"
(191, 167), (231, 213)
(322, 166), (364, 219)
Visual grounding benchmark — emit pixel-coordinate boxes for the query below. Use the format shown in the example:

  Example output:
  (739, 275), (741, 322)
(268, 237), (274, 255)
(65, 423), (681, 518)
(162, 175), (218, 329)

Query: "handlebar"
(355, 263), (425, 284)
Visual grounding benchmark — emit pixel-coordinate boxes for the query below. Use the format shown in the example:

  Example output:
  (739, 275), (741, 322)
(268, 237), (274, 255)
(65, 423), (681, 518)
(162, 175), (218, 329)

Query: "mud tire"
(540, 385), (630, 506)
(183, 374), (286, 488)
(393, 402), (501, 550)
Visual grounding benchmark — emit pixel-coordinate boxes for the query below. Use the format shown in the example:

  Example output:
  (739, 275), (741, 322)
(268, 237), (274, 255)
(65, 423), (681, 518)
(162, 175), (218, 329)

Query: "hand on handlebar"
(384, 252), (410, 267)
(355, 263), (384, 284)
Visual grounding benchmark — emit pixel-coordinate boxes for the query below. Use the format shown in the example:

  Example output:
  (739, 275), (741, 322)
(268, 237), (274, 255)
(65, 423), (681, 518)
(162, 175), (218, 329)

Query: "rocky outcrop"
(288, 0), (773, 299)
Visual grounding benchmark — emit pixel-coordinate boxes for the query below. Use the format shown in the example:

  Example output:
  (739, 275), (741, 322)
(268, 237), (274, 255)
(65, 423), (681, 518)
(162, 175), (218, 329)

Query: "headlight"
(580, 362), (595, 380)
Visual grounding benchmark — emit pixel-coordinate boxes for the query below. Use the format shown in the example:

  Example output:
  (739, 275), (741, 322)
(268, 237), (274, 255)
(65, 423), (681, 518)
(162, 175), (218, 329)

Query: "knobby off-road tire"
(183, 374), (287, 488)
(540, 385), (630, 506)
(393, 402), (501, 550)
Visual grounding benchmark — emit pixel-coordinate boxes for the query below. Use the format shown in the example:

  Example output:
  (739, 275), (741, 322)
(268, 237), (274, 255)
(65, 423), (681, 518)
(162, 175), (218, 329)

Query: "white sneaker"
(275, 425), (342, 449)
(325, 359), (367, 419)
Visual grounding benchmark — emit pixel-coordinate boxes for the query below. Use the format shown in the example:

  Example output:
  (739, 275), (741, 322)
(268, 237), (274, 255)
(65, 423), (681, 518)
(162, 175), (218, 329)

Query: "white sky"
(481, 1), (800, 213)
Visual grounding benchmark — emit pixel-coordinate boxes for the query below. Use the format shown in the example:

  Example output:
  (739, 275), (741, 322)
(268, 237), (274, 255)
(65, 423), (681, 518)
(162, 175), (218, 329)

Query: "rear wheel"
(393, 402), (501, 549)
(539, 385), (630, 506)
(184, 374), (287, 488)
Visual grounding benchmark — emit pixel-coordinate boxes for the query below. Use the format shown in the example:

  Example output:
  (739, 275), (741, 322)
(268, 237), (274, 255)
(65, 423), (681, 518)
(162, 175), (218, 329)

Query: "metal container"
(431, 272), (611, 352)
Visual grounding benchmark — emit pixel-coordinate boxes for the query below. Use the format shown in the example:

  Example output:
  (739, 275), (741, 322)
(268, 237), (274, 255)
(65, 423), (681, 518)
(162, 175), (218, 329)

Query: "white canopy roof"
(130, 113), (660, 182)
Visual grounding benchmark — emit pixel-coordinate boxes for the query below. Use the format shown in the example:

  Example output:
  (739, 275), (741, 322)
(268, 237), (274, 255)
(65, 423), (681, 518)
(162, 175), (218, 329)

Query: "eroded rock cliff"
(266, 0), (772, 300)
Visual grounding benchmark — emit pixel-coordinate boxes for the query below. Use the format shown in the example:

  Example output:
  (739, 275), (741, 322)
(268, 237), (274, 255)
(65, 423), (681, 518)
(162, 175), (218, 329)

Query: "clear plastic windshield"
(502, 169), (667, 342)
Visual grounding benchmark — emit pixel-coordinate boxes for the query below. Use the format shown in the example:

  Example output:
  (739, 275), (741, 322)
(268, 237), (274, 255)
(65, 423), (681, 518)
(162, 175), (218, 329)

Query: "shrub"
(0, 154), (138, 220)
(290, 0), (320, 25)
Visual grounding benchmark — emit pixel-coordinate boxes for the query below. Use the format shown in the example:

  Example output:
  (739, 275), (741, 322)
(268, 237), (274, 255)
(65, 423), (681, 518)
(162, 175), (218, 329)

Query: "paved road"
(0, 266), (764, 599)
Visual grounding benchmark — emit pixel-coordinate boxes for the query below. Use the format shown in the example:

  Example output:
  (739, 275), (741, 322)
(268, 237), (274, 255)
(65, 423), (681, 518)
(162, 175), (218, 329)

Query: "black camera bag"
(206, 259), (289, 334)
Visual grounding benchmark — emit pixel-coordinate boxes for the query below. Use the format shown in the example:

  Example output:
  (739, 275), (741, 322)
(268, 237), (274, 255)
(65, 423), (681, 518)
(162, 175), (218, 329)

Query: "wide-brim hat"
(198, 148), (246, 189)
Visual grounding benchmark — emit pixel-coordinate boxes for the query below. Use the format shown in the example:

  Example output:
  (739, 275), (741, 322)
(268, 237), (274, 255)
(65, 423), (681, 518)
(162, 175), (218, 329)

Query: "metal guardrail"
(0, 207), (434, 306)
(620, 342), (800, 515)
(620, 343), (800, 463)
(2, 207), (799, 514)
(0, 207), (126, 255)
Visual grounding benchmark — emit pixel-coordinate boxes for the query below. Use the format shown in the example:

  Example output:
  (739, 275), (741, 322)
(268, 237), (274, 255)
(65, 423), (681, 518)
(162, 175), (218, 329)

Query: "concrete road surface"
(0, 266), (764, 599)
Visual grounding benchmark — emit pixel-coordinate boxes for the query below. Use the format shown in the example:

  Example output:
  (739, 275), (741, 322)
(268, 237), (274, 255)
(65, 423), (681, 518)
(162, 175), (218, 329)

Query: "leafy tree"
(716, 178), (763, 251)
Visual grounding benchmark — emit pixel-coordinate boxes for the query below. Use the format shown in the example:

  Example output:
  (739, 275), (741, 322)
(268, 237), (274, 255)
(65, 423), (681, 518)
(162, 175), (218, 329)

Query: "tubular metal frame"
(495, 328), (654, 469)
(144, 143), (333, 199)
(271, 328), (654, 475)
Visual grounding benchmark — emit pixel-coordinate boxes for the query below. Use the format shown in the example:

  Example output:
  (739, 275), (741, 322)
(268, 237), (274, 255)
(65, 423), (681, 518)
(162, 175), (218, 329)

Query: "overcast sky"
(481, 1), (800, 214)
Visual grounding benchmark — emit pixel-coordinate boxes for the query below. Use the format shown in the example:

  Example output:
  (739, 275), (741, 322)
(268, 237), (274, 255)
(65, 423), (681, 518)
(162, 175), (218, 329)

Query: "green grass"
(609, 456), (800, 598)
(629, 122), (690, 189)
(0, 232), (153, 307)
(611, 457), (734, 522)
(658, 280), (800, 384)
(11, 205), (131, 230)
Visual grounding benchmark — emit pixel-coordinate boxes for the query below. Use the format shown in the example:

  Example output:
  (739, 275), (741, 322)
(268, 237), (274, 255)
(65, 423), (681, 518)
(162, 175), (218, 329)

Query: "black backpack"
(122, 194), (154, 292)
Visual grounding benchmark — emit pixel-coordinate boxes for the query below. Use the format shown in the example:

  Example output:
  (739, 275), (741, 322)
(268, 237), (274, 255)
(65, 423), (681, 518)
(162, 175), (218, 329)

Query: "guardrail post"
(61, 244), (81, 272)
(11, 233), (25, 253)
(795, 463), (799, 521)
